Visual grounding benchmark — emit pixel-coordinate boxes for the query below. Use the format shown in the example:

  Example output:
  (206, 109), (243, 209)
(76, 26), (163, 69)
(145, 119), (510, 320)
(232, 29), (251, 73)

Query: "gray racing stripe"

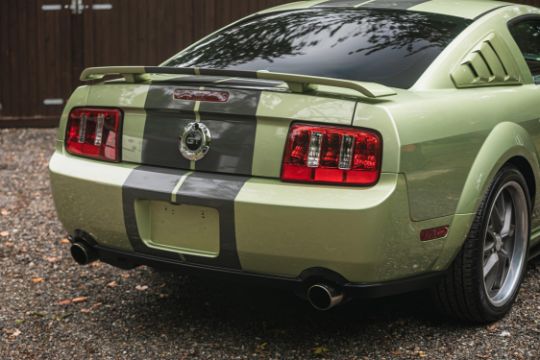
(199, 69), (259, 78)
(316, 0), (369, 7)
(173, 172), (249, 269)
(364, 0), (430, 9)
(122, 166), (190, 260)
(316, 0), (430, 8)
(213, 78), (284, 88)
(149, 76), (283, 89)
(122, 166), (248, 269)
(144, 66), (197, 76)
(142, 85), (196, 169)
(142, 81), (261, 176)
(155, 75), (230, 84)
(195, 89), (261, 175)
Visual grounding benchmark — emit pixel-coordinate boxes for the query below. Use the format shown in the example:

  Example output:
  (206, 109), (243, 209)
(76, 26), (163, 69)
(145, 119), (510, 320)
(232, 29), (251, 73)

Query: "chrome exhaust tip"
(70, 242), (98, 265)
(307, 284), (344, 311)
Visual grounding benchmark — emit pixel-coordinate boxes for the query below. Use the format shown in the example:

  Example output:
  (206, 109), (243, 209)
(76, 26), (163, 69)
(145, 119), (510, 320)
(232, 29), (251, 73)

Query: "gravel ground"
(1, 128), (540, 360)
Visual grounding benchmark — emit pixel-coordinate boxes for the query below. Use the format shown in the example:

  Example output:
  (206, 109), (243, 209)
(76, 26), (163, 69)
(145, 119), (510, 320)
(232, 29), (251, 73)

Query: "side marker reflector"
(420, 226), (449, 241)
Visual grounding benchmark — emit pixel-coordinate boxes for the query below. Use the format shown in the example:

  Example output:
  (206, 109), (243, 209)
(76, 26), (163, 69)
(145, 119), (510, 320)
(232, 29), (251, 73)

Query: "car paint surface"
(50, 0), (540, 284)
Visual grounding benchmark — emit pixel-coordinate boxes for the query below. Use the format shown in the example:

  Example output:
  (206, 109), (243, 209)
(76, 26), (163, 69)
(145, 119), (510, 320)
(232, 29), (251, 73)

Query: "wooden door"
(0, 0), (306, 126)
(0, 0), (78, 125)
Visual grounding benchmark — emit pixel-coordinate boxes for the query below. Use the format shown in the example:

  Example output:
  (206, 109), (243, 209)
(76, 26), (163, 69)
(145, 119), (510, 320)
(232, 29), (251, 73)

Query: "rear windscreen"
(165, 9), (471, 89)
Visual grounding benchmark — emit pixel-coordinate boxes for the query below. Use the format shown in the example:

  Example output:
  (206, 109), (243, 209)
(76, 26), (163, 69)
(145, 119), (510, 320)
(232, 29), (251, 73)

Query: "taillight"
(281, 123), (382, 186)
(174, 89), (230, 103)
(66, 108), (123, 162)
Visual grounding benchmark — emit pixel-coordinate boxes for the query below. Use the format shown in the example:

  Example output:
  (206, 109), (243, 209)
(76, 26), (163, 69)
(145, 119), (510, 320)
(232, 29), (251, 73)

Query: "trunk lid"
(86, 77), (359, 178)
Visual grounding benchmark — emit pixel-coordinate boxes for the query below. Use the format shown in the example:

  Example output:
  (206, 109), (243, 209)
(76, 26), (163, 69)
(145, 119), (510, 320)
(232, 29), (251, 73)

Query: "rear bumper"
(77, 235), (444, 299)
(50, 151), (452, 284)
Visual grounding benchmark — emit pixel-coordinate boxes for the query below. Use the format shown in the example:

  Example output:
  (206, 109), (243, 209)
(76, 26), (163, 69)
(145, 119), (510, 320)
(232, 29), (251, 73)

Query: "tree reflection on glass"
(166, 9), (470, 88)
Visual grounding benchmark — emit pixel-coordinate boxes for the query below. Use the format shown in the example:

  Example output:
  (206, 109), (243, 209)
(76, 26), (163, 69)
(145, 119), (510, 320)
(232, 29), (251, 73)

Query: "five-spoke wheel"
(482, 181), (528, 307)
(434, 166), (530, 323)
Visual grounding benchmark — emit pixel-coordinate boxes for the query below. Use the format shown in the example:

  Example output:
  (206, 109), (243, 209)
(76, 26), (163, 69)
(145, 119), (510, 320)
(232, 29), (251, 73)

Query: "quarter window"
(509, 18), (540, 84)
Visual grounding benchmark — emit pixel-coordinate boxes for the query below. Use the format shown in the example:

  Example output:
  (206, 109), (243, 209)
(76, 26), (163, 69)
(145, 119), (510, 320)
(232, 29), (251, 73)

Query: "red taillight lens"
(281, 123), (382, 186)
(66, 108), (122, 162)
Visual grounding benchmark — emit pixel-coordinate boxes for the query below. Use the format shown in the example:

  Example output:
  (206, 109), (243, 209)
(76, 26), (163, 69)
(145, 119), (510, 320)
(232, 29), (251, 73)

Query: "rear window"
(165, 9), (471, 89)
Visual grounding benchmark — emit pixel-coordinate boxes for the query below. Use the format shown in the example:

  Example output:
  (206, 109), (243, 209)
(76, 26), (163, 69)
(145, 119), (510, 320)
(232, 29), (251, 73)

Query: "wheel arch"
(455, 122), (539, 215)
(507, 155), (536, 208)
(434, 122), (540, 271)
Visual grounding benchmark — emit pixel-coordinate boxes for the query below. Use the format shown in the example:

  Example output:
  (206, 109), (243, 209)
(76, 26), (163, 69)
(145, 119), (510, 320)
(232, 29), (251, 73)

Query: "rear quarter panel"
(388, 87), (540, 223)
(389, 5), (540, 268)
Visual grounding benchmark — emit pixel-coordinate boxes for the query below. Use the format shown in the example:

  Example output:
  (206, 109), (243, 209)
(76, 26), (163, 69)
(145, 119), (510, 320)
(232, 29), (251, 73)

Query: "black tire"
(433, 166), (531, 324)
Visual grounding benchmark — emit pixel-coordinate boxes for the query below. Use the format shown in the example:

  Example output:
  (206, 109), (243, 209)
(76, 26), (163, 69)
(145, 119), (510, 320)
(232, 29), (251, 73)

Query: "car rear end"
(50, 78), (416, 274)
(49, 6), (471, 304)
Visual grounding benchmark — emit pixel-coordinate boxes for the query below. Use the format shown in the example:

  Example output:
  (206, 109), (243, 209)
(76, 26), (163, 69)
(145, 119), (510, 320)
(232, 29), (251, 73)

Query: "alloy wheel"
(483, 181), (528, 307)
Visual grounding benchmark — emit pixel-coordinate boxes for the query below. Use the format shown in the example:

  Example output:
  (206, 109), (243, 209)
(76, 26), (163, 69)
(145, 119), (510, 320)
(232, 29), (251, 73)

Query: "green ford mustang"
(49, 0), (540, 323)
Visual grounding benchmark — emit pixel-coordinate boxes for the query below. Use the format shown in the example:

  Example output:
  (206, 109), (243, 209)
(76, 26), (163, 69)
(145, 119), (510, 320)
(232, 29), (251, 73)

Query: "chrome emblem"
(179, 122), (211, 161)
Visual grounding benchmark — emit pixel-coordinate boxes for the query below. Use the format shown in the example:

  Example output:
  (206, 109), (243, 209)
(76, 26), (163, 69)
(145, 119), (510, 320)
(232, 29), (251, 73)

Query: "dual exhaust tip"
(70, 239), (345, 311)
(70, 241), (99, 266)
(306, 284), (345, 311)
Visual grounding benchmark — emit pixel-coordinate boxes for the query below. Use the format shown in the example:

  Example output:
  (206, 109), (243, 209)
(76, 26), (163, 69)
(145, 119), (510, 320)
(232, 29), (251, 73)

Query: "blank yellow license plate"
(136, 200), (220, 257)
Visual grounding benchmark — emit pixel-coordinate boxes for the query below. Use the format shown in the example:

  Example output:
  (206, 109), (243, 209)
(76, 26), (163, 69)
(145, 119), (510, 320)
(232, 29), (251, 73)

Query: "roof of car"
(260, 0), (516, 20)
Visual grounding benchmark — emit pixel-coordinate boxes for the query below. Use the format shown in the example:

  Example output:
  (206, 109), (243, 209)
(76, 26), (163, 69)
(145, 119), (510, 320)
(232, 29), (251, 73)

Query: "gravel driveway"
(1, 128), (539, 359)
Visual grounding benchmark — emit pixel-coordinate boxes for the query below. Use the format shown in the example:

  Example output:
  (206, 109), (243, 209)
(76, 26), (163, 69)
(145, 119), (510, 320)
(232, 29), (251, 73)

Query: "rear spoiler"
(80, 66), (397, 99)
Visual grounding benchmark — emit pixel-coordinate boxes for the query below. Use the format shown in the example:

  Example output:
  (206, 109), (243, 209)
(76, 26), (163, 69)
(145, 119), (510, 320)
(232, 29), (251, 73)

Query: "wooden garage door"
(0, 0), (290, 126)
(1, 0), (538, 126)
(0, 0), (76, 124)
